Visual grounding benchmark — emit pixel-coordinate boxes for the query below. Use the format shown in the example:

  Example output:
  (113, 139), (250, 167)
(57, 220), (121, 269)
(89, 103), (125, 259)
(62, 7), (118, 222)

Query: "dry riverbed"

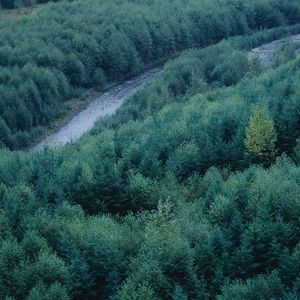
(34, 66), (162, 150)
(248, 34), (300, 66)
(33, 34), (300, 150)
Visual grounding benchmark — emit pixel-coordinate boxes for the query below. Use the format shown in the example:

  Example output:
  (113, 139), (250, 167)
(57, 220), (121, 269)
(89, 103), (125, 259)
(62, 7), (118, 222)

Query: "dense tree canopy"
(0, 0), (300, 148)
(0, 25), (299, 298)
(0, 0), (300, 298)
(0, 0), (63, 9)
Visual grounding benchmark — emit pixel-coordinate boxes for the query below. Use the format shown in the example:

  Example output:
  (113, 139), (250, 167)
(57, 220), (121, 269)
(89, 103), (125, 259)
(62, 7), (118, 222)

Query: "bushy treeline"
(0, 34), (300, 298)
(230, 23), (300, 50)
(1, 0), (300, 148)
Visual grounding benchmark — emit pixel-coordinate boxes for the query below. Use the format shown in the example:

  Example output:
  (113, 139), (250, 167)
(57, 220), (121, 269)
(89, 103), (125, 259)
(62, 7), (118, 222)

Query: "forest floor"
(32, 34), (300, 151)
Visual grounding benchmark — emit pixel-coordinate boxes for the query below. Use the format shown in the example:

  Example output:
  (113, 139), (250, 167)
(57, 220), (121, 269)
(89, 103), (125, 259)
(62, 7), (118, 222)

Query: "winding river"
(34, 34), (300, 150)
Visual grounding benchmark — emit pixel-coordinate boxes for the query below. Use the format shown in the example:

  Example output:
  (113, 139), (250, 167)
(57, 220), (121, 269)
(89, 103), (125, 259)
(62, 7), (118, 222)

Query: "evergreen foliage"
(0, 0), (300, 148)
(0, 0), (64, 9)
(0, 1), (299, 299)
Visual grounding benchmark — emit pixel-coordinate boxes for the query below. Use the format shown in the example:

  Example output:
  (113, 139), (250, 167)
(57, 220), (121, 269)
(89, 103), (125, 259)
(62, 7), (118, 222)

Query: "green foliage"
(218, 272), (285, 300)
(245, 108), (278, 162)
(293, 139), (300, 163)
(166, 142), (200, 181)
(116, 281), (158, 300)
(0, 3), (300, 298)
(0, 0), (64, 9)
(26, 283), (70, 300)
(0, 156), (299, 298)
(0, 0), (300, 148)
(273, 42), (300, 68)
(172, 285), (188, 300)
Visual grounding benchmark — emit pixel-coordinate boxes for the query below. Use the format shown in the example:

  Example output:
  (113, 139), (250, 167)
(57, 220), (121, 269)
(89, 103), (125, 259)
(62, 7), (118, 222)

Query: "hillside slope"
(0, 0), (300, 149)
(0, 29), (299, 298)
(33, 32), (300, 149)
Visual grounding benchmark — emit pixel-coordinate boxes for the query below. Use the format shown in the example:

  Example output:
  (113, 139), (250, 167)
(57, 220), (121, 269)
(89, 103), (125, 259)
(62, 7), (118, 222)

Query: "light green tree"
(116, 281), (158, 300)
(245, 108), (277, 161)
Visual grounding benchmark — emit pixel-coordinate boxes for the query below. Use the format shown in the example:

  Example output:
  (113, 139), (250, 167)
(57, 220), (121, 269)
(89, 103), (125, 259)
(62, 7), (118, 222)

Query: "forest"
(0, 0), (300, 148)
(0, 0), (300, 299)
(0, 0), (62, 9)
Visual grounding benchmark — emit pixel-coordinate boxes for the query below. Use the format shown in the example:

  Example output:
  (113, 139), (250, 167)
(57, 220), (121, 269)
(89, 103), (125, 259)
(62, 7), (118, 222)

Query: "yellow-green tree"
(245, 108), (278, 161)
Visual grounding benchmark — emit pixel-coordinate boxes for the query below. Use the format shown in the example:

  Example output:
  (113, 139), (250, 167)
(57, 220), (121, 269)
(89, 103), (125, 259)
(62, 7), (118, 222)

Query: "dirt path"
(33, 34), (300, 150)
